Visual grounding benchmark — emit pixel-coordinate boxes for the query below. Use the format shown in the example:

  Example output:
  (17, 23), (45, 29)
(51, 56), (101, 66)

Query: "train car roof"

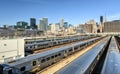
(6, 37), (100, 66)
(56, 38), (108, 74)
(101, 36), (120, 74)
(7, 45), (71, 66)
(108, 37), (119, 52)
(101, 51), (120, 74)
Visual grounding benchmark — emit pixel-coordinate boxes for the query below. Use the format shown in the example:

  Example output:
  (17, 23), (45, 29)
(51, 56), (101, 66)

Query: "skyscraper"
(43, 18), (48, 31)
(16, 21), (28, 29)
(38, 18), (48, 31)
(100, 16), (107, 24)
(64, 22), (69, 29)
(30, 18), (37, 29)
(100, 16), (107, 32)
(60, 19), (64, 29)
(100, 16), (104, 23)
(86, 20), (97, 33)
(38, 19), (44, 30)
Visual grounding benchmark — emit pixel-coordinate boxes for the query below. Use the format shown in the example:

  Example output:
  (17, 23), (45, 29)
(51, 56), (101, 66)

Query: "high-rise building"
(100, 16), (107, 24)
(67, 26), (76, 34)
(3, 25), (9, 29)
(38, 18), (48, 31)
(100, 16), (107, 32)
(60, 19), (64, 29)
(64, 22), (69, 29)
(77, 24), (86, 33)
(104, 20), (120, 32)
(50, 23), (56, 33)
(79, 24), (93, 33)
(50, 23), (60, 34)
(43, 18), (48, 30)
(86, 20), (97, 33)
(30, 18), (37, 29)
(16, 21), (28, 29)
(85, 24), (93, 33)
(100, 16), (104, 23)
(38, 19), (44, 30)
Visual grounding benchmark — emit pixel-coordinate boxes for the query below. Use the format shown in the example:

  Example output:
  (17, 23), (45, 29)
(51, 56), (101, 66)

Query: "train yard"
(38, 36), (107, 74)
(0, 35), (120, 74)
(25, 36), (96, 55)
(33, 36), (99, 54)
(55, 37), (110, 74)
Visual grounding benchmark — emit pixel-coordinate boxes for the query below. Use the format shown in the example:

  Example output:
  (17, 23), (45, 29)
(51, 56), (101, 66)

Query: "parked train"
(25, 36), (96, 51)
(55, 37), (110, 74)
(101, 36), (120, 74)
(0, 36), (104, 74)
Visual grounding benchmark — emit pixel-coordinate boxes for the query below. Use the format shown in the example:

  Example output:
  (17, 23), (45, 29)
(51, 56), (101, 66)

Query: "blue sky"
(0, 0), (120, 26)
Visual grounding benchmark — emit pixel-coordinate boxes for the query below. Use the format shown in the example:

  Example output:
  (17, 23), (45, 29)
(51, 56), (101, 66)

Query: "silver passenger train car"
(101, 36), (120, 74)
(0, 36), (103, 74)
(56, 37), (110, 74)
(25, 36), (95, 51)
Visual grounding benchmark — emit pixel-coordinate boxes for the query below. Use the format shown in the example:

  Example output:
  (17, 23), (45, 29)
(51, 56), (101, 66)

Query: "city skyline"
(0, 0), (120, 25)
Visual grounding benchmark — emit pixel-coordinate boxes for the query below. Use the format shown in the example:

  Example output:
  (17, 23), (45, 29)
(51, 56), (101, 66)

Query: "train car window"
(46, 57), (50, 61)
(55, 54), (57, 57)
(82, 43), (84, 46)
(8, 69), (12, 74)
(30, 46), (32, 48)
(58, 53), (61, 56)
(65, 50), (67, 53)
(74, 47), (78, 50)
(69, 49), (72, 52)
(20, 66), (26, 71)
(74, 48), (77, 50)
(32, 61), (37, 66)
(41, 59), (46, 63)
(0, 65), (3, 74)
(80, 44), (82, 47)
(25, 42), (28, 44)
(51, 56), (54, 59)
(25, 47), (27, 49)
